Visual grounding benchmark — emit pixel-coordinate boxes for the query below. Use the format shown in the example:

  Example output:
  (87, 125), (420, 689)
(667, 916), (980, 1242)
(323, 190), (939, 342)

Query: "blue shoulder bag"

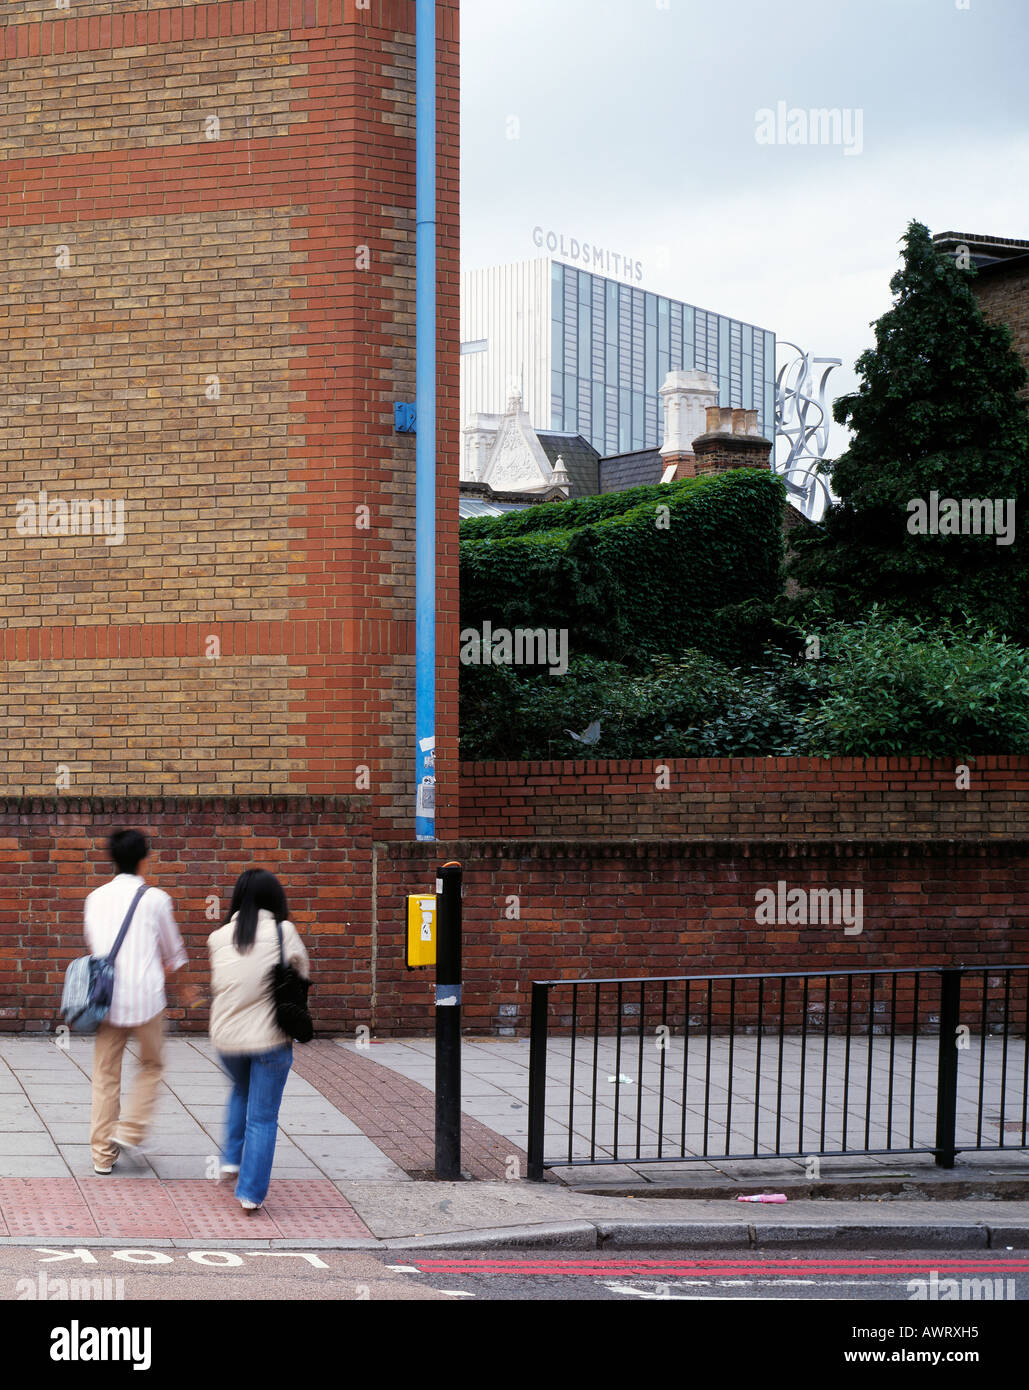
(60, 885), (149, 1034)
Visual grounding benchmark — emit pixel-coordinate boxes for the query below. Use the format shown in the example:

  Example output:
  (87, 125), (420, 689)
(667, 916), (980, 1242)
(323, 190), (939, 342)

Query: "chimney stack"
(658, 370), (719, 479)
(689, 405), (773, 475)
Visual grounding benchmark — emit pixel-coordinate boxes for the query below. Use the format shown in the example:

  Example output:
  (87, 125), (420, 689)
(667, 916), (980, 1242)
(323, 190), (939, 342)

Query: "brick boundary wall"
(2, 780), (1027, 1037)
(459, 756), (1029, 841)
(0, 796), (375, 1034)
(371, 837), (1029, 1036)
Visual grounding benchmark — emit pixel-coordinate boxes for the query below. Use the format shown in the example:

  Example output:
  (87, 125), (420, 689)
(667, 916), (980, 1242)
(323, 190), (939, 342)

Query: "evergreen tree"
(790, 220), (1029, 641)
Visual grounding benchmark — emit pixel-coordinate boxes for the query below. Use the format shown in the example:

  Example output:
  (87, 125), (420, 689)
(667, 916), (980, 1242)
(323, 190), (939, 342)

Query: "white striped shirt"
(84, 874), (188, 1028)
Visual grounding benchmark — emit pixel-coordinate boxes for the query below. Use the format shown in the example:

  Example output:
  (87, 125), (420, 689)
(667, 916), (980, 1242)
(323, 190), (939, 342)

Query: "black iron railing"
(526, 966), (1029, 1180)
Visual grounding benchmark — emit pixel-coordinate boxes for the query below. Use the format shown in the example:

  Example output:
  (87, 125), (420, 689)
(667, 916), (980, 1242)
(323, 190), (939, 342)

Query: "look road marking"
(35, 1247), (329, 1269)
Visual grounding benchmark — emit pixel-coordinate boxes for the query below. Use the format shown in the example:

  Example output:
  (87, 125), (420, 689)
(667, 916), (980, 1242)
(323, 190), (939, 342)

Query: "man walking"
(85, 829), (191, 1174)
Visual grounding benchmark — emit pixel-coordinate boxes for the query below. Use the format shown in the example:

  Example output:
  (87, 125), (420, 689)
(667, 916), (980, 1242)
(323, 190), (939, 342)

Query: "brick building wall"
(0, 0), (460, 836)
(974, 261), (1029, 399)
(459, 756), (1029, 841)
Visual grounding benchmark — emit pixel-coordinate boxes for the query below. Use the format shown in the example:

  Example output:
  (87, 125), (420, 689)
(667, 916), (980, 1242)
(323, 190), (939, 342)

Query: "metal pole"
(435, 860), (462, 1178)
(934, 967), (962, 1168)
(414, 0), (436, 843)
(526, 983), (549, 1181)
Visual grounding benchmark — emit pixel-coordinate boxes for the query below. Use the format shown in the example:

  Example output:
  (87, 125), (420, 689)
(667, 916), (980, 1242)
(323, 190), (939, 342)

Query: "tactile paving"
(163, 1180), (278, 1237)
(76, 1178), (191, 1238)
(261, 1180), (374, 1240)
(0, 1178), (100, 1239)
(0, 1175), (374, 1241)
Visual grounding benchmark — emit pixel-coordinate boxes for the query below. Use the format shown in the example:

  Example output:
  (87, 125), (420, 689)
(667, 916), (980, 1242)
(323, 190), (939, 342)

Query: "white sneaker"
(219, 1164), (240, 1181)
(93, 1161), (115, 1175)
(240, 1199), (262, 1211)
(111, 1133), (143, 1156)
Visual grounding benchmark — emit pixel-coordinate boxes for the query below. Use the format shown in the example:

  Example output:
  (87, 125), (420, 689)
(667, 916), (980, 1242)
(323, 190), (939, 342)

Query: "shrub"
(459, 650), (816, 761)
(798, 613), (1029, 756)
(459, 614), (1029, 760)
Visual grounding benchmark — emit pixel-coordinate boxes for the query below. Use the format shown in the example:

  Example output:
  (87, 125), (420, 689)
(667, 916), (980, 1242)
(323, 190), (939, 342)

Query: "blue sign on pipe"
(395, 402), (417, 433)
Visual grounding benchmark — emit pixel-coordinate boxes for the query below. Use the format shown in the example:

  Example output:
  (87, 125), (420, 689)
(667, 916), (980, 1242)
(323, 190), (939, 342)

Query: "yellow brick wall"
(0, 209), (306, 625)
(0, 657), (307, 794)
(976, 268), (1029, 399)
(0, 37), (307, 157)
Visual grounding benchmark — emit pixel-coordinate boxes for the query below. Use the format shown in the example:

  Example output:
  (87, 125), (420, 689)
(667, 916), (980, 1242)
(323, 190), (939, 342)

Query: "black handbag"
(270, 920), (313, 1043)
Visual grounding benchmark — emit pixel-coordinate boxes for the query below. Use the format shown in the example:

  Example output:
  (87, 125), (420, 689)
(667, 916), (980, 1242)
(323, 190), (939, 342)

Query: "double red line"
(409, 1257), (1029, 1278)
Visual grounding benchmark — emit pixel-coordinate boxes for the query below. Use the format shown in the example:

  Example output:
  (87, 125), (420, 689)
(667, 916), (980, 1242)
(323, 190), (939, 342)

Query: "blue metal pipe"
(414, 0), (436, 841)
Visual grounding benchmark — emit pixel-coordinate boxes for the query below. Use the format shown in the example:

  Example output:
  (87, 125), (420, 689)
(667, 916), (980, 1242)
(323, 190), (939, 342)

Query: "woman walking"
(208, 869), (310, 1211)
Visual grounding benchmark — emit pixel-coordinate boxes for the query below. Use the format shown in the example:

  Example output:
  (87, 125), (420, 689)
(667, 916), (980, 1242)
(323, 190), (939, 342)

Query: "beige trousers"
(90, 1012), (165, 1167)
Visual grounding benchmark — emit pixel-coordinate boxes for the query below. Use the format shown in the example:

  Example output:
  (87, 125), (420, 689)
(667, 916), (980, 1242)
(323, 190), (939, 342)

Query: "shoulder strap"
(108, 885), (148, 964)
(275, 919), (286, 967)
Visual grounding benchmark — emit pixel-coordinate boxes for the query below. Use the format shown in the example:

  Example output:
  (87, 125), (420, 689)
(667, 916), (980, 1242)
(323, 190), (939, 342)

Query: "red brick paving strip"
(260, 1180), (375, 1241)
(0, 1177), (374, 1242)
(292, 1042), (530, 1180)
(0, 1178), (99, 1239)
(76, 1178), (190, 1239)
(163, 1178), (373, 1241)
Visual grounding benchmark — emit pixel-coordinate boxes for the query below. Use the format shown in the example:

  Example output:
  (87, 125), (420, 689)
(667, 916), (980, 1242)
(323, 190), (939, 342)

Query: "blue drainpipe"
(414, 0), (436, 842)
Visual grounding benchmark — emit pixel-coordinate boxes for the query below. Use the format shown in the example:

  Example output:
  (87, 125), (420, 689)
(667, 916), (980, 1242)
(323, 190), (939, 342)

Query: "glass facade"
(549, 261), (776, 457)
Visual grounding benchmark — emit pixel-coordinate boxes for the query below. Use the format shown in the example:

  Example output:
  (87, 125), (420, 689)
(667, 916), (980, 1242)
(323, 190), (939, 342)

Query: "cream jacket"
(208, 910), (310, 1055)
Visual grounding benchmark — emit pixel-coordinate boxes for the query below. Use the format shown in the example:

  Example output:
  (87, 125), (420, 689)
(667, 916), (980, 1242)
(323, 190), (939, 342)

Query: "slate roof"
(537, 431), (600, 498)
(975, 251), (1029, 281)
(598, 448), (664, 493)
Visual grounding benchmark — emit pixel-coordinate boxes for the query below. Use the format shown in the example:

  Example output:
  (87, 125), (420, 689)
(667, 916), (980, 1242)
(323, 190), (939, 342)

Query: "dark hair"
(109, 829), (149, 875)
(226, 868), (290, 953)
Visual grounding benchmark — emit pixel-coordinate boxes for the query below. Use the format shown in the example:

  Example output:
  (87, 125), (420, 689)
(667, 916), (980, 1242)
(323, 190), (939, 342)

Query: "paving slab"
(59, 1146), (158, 1178)
(145, 1155), (323, 1180)
(0, 1156), (71, 1179)
(293, 1136), (411, 1181)
(275, 1111), (366, 1136)
(0, 1133), (62, 1157)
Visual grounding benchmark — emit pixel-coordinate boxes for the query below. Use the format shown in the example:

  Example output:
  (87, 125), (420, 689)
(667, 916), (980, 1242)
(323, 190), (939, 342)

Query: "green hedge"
(459, 475), (716, 541)
(459, 470), (786, 666)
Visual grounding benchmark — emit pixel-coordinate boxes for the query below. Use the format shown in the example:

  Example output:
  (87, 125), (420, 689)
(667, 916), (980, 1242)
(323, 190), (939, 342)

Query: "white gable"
(479, 388), (557, 493)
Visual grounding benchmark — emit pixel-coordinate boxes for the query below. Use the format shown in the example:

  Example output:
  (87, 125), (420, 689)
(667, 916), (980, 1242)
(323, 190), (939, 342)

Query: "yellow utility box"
(406, 894), (436, 968)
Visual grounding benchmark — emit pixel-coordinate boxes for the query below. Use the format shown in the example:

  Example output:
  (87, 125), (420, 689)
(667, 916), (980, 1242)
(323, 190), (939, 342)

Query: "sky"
(459, 0), (1029, 458)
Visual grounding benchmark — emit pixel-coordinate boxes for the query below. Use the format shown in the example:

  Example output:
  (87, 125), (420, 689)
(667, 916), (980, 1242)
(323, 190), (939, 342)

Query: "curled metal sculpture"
(774, 342), (841, 522)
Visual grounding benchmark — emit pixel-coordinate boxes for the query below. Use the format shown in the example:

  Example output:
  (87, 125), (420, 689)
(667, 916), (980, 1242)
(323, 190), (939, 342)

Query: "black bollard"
(434, 860), (462, 1179)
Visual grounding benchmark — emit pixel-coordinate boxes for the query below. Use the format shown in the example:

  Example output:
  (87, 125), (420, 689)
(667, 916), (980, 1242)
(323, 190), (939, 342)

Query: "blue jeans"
(218, 1044), (292, 1205)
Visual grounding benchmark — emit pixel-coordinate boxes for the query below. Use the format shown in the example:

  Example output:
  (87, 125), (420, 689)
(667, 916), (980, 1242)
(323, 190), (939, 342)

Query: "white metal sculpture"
(774, 342), (841, 522)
